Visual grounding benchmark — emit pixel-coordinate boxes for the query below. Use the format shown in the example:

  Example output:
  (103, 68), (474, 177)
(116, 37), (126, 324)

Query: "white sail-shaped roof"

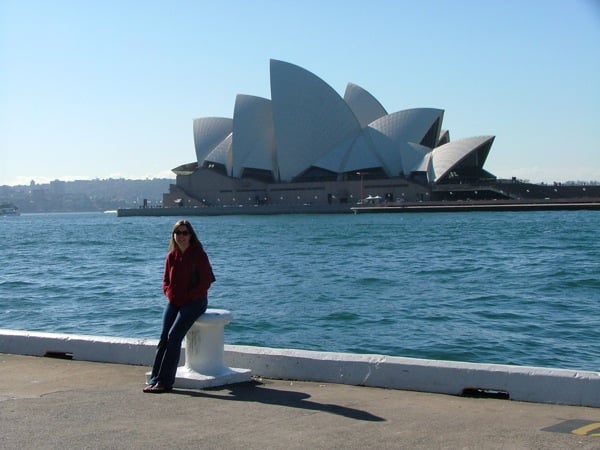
(314, 133), (383, 174)
(205, 133), (232, 172)
(402, 142), (432, 175)
(429, 136), (495, 183)
(368, 108), (444, 147)
(187, 60), (496, 187)
(232, 95), (276, 178)
(343, 82), (387, 128)
(341, 133), (384, 172)
(193, 117), (233, 163)
(416, 152), (432, 173)
(270, 59), (363, 181)
(437, 129), (450, 146)
(312, 135), (355, 173)
(366, 128), (404, 177)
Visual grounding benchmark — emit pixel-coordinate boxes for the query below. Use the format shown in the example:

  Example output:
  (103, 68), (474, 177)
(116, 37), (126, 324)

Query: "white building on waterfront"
(165, 60), (496, 208)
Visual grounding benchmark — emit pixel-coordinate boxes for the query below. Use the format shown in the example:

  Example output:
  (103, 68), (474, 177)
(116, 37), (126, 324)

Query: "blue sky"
(1, 0), (599, 186)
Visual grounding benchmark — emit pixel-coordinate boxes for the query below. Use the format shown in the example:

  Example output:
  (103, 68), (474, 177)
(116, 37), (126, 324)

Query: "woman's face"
(173, 225), (191, 249)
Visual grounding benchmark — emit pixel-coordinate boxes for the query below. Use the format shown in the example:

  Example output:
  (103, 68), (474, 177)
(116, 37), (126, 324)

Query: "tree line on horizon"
(0, 178), (174, 213)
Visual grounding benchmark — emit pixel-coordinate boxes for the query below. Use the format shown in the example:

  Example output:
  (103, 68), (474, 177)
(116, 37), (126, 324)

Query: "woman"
(144, 219), (215, 393)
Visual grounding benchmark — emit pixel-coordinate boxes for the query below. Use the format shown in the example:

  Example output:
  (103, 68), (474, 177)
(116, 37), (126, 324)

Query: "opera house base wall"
(161, 168), (429, 210)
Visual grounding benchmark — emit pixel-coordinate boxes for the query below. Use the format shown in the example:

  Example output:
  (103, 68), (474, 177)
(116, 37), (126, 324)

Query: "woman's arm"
(188, 249), (214, 300)
(162, 254), (172, 296)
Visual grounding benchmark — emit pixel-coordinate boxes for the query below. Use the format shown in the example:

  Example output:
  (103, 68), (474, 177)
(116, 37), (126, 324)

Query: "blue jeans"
(148, 298), (207, 388)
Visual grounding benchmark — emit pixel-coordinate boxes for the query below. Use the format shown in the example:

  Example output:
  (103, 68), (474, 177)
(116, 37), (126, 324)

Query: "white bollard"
(174, 308), (252, 389)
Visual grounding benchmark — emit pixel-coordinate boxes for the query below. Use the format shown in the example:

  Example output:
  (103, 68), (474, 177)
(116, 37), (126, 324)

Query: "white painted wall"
(0, 329), (598, 408)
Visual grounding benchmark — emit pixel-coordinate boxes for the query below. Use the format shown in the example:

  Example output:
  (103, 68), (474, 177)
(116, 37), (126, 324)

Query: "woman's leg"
(154, 298), (207, 389)
(148, 303), (179, 385)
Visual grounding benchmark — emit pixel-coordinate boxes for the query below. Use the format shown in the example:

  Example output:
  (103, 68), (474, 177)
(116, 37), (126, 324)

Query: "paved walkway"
(1, 353), (599, 449)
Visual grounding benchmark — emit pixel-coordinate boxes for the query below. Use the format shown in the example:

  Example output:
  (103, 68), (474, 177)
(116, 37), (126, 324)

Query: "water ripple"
(1, 211), (599, 371)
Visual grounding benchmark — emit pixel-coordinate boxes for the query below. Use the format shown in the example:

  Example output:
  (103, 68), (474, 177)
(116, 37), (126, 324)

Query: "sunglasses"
(173, 230), (190, 236)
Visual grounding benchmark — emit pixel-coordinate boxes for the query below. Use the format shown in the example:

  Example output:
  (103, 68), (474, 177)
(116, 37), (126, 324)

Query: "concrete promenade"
(1, 353), (599, 449)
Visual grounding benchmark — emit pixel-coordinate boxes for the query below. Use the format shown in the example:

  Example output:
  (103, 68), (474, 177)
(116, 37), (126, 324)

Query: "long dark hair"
(168, 219), (202, 251)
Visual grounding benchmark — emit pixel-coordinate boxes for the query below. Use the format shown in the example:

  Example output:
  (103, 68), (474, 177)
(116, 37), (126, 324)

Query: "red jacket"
(162, 243), (214, 307)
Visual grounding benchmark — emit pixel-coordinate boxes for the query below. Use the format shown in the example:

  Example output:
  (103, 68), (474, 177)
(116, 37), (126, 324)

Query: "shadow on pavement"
(171, 380), (386, 422)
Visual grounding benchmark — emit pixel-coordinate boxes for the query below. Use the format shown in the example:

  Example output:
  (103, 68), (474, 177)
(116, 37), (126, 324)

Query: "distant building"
(164, 60), (496, 208)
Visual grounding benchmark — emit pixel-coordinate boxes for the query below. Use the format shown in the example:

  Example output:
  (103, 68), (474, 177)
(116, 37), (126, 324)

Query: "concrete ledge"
(0, 329), (157, 366)
(229, 345), (600, 407)
(1, 329), (598, 407)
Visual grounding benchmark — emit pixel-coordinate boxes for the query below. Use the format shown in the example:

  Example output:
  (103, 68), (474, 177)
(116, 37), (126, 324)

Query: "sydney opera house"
(162, 59), (499, 210)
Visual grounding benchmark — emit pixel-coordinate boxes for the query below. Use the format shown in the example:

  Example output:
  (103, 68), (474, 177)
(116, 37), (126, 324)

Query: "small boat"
(0, 203), (20, 216)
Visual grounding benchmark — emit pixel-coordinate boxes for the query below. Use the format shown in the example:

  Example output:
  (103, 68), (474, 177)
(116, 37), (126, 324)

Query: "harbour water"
(1, 211), (598, 372)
